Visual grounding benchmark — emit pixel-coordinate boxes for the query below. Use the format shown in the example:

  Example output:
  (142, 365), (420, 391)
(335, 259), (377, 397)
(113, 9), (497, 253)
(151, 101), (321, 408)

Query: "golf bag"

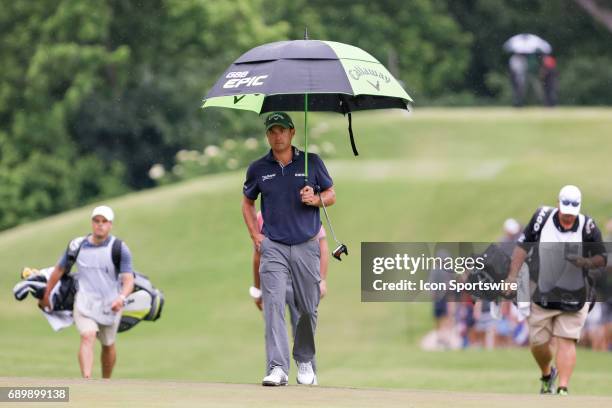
(13, 267), (76, 311)
(13, 267), (164, 333)
(467, 243), (511, 301)
(118, 272), (164, 332)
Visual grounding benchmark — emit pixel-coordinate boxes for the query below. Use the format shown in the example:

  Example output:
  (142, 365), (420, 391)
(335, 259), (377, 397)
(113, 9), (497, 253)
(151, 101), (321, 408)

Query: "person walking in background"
(526, 53), (544, 103)
(39, 206), (135, 379)
(509, 54), (528, 107)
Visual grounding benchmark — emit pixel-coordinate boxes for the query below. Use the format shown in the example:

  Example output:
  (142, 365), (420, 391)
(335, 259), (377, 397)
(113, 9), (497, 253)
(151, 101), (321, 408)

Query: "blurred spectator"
(421, 249), (462, 351)
(500, 218), (521, 256)
(509, 54), (528, 107)
(603, 302), (612, 351)
(604, 218), (612, 242)
(540, 55), (558, 107)
(527, 54), (544, 103)
(473, 300), (496, 349)
(580, 303), (608, 351)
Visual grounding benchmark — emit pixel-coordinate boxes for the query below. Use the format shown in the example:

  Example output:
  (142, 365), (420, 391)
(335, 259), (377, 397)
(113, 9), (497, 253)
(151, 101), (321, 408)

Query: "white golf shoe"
(262, 366), (288, 386)
(296, 361), (317, 385)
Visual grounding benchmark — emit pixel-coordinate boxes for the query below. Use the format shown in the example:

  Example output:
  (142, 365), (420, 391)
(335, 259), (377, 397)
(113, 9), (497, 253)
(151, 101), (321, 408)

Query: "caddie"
(39, 205), (134, 379)
(505, 185), (606, 394)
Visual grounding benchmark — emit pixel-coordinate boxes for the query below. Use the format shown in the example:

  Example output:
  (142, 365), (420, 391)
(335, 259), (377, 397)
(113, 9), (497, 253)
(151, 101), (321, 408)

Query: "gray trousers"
(260, 237), (321, 375)
(285, 278), (299, 340)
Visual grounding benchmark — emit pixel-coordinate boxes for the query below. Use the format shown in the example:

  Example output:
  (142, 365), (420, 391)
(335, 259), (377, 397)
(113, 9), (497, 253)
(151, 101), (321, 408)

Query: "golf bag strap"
(112, 238), (122, 277)
(65, 237), (88, 274)
(348, 113), (359, 156)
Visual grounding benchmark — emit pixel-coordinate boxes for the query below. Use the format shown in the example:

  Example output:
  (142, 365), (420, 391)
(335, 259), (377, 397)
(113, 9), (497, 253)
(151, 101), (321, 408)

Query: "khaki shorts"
(73, 303), (121, 346)
(527, 303), (589, 345)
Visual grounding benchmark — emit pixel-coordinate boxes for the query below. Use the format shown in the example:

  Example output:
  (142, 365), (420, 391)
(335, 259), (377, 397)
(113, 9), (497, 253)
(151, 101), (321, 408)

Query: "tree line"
(1, 0), (610, 230)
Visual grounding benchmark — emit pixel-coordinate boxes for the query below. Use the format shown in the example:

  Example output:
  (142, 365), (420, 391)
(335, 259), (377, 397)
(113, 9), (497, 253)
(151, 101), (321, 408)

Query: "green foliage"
(559, 56), (612, 105)
(153, 135), (336, 185)
(1, 0), (612, 230)
(0, 0), (287, 230)
(263, 0), (473, 99)
(446, 0), (612, 102)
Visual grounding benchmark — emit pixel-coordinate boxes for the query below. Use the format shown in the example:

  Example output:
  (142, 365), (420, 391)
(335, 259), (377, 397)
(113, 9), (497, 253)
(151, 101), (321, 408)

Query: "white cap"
(503, 218), (521, 235)
(91, 205), (114, 222)
(558, 185), (581, 216)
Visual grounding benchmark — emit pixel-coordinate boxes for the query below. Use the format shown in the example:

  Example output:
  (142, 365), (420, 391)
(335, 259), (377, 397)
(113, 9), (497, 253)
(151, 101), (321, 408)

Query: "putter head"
(332, 244), (348, 261)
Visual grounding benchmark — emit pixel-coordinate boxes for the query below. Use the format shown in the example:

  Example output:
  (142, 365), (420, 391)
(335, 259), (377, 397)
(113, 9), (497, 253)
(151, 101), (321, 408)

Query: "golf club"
(314, 186), (348, 261)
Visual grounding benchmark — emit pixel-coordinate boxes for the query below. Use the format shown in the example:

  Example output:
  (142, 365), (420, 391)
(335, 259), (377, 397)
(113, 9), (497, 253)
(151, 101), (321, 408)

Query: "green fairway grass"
(1, 108), (611, 396)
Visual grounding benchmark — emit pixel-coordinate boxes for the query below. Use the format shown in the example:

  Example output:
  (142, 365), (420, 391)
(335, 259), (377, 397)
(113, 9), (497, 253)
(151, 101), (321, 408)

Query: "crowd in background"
(422, 218), (612, 352)
(509, 53), (558, 107)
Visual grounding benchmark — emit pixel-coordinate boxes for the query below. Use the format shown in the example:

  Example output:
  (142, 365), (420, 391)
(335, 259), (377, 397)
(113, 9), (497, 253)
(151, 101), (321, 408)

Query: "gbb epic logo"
(223, 71), (268, 89)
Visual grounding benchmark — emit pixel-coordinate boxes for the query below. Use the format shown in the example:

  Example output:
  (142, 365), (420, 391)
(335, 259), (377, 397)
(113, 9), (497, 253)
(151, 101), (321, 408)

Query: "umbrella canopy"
(203, 40), (412, 114)
(202, 38), (412, 179)
(503, 33), (552, 54)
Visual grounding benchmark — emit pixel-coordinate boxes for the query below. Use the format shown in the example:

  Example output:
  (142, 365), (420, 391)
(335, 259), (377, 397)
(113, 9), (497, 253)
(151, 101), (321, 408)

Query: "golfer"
(242, 112), (335, 386)
(252, 210), (330, 337)
(39, 206), (134, 379)
(505, 185), (606, 394)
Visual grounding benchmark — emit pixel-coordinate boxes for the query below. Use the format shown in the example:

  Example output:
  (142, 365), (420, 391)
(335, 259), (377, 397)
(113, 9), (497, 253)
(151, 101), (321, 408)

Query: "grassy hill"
(1, 108), (611, 395)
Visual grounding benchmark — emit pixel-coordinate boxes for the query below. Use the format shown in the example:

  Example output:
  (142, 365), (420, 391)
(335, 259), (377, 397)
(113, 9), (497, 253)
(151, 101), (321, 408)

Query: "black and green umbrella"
(202, 38), (413, 178)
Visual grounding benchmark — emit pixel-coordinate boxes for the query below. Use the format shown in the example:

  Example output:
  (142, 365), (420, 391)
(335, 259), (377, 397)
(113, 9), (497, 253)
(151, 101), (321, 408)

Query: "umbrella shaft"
(304, 93), (308, 181)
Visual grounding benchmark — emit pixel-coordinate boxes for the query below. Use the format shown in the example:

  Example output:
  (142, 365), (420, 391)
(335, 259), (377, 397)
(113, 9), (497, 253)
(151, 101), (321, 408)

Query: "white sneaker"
(296, 361), (317, 385)
(262, 366), (288, 386)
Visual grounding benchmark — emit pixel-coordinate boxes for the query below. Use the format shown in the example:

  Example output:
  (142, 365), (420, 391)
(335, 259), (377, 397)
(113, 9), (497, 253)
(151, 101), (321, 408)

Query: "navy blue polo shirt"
(243, 147), (333, 245)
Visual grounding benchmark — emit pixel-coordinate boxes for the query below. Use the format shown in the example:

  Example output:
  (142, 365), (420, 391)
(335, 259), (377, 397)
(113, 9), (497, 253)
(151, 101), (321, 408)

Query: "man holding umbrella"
(242, 111), (335, 386)
(204, 37), (410, 385)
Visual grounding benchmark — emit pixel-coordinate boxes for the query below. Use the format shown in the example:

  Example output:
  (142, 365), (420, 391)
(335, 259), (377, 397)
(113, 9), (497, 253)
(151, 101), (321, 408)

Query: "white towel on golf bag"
(38, 267), (75, 331)
(44, 310), (74, 331)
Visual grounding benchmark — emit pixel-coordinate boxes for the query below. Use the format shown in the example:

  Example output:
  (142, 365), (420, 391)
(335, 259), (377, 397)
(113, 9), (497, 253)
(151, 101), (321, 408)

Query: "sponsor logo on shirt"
(295, 173), (305, 177)
(262, 173), (276, 181)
